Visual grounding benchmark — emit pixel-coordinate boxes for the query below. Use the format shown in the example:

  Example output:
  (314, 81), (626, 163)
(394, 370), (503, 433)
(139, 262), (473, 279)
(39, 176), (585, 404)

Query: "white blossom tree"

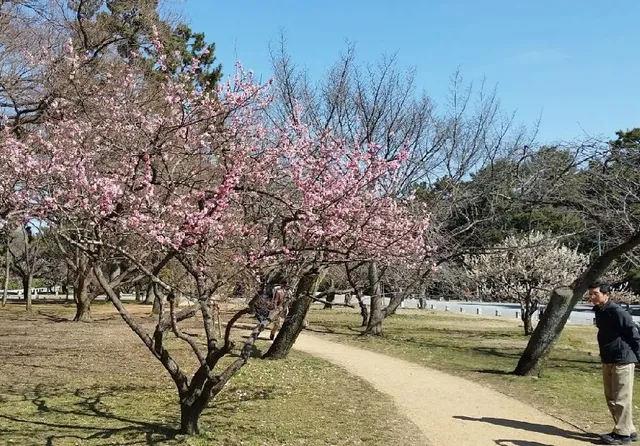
(466, 231), (588, 335)
(601, 264), (640, 305)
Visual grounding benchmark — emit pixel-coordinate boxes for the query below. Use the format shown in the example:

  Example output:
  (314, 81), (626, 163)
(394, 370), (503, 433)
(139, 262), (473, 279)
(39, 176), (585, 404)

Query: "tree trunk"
(23, 274), (32, 313)
(73, 275), (92, 322)
(264, 269), (323, 360)
(418, 284), (427, 309)
(147, 283), (165, 315)
(180, 400), (206, 435)
(323, 291), (335, 309)
(355, 291), (368, 326)
(514, 231), (640, 376)
(134, 283), (142, 301)
(152, 293), (164, 315)
(521, 296), (536, 336)
(514, 287), (572, 375)
(74, 298), (92, 322)
(144, 282), (155, 304)
(2, 246), (9, 307)
(363, 262), (383, 336)
(522, 313), (534, 336)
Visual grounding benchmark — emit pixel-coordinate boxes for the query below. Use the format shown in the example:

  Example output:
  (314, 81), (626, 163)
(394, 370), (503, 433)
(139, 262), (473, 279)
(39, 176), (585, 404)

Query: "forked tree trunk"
(264, 269), (323, 360)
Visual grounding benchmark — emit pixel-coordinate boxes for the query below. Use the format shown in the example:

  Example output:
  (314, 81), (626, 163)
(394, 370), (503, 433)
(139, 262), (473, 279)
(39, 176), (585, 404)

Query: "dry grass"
(0, 302), (424, 446)
(306, 307), (621, 434)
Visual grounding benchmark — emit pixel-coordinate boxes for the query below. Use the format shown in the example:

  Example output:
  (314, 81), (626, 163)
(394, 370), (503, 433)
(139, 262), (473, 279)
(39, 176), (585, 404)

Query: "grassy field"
(0, 302), (424, 446)
(305, 306), (619, 434)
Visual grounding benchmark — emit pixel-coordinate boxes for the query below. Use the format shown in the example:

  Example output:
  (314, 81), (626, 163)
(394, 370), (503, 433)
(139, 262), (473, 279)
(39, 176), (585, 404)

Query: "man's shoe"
(601, 433), (632, 445)
(630, 432), (637, 442)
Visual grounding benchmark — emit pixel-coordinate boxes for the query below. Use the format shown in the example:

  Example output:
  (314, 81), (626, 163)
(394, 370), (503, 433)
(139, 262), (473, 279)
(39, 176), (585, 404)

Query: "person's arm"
(618, 308), (640, 362)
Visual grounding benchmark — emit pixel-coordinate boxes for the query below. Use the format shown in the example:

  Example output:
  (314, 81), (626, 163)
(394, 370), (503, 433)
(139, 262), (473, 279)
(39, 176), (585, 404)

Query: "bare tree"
(268, 38), (533, 338)
(8, 225), (46, 312)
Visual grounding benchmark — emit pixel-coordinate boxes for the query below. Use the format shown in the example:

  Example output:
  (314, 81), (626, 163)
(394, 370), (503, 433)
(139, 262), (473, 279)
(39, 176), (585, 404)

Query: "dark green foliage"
(68, 0), (222, 90)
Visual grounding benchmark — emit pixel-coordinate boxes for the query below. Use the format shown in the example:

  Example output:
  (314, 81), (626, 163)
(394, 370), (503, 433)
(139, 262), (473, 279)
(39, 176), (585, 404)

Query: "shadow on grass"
(477, 369), (513, 375)
(0, 381), (287, 445)
(231, 342), (264, 359)
(304, 326), (339, 335)
(453, 416), (601, 444)
(0, 387), (178, 445)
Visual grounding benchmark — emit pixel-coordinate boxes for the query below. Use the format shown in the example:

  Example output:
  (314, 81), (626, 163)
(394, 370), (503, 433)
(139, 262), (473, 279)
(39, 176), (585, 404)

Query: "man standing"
(590, 283), (640, 445)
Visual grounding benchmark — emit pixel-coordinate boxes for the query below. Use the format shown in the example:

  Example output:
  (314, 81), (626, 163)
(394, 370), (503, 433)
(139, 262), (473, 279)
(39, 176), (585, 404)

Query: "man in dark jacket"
(590, 283), (640, 445)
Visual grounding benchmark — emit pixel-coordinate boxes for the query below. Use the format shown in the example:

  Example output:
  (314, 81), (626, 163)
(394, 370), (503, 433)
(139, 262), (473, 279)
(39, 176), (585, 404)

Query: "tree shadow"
(471, 347), (599, 369)
(37, 311), (71, 323)
(494, 440), (554, 446)
(453, 416), (601, 444)
(0, 387), (178, 445)
(477, 369), (513, 375)
(230, 343), (263, 358)
(304, 326), (337, 335)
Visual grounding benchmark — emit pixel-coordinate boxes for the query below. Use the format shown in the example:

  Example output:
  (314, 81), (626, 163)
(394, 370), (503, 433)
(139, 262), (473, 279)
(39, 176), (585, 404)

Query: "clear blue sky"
(182, 0), (640, 145)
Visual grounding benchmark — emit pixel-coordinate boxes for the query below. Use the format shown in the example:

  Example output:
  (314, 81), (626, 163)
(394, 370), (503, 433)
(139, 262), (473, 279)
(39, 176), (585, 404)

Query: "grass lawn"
(305, 306), (620, 434)
(0, 302), (424, 446)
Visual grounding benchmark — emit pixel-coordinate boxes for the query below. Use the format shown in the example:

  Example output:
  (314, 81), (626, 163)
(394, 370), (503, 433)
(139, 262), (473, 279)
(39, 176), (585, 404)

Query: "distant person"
(269, 285), (287, 340)
(589, 283), (640, 445)
(250, 276), (289, 341)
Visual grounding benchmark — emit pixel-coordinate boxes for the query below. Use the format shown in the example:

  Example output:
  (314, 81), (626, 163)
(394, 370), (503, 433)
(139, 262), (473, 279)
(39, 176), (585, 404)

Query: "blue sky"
(181, 0), (640, 145)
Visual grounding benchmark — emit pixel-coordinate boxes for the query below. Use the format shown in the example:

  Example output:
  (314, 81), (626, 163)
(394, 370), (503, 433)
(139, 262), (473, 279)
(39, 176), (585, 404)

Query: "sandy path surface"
(293, 333), (601, 446)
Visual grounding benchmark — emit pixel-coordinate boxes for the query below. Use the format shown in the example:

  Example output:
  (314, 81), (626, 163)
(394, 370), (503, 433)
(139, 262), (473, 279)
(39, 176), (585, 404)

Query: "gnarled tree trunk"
(363, 262), (383, 336)
(514, 287), (572, 375)
(179, 397), (208, 434)
(73, 273), (93, 322)
(354, 291), (368, 326)
(264, 269), (323, 360)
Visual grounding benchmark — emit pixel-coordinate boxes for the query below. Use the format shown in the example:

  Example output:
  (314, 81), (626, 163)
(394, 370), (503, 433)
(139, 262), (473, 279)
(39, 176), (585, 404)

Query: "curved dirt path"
(293, 333), (600, 446)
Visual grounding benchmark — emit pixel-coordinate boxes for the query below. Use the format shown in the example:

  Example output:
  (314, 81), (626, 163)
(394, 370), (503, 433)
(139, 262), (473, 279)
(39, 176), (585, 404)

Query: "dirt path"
(293, 333), (601, 446)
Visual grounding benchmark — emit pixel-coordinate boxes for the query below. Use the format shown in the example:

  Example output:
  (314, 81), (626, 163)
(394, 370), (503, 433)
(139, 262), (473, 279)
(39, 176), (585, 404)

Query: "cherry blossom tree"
(0, 35), (430, 434)
(466, 231), (588, 335)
